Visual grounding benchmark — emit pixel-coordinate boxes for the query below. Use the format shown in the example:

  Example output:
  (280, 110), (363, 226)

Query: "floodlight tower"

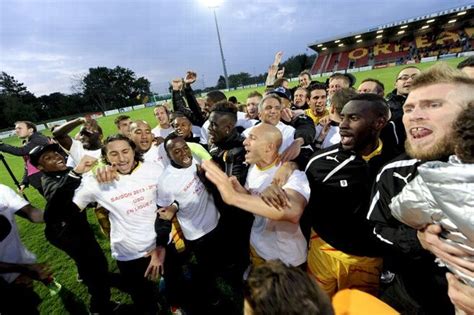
(203, 0), (229, 90)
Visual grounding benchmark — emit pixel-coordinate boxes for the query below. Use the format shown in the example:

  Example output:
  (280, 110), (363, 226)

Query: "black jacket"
(305, 142), (399, 257)
(385, 89), (407, 151)
(172, 85), (206, 127)
(367, 153), (454, 314)
(41, 168), (84, 224)
(208, 129), (248, 185)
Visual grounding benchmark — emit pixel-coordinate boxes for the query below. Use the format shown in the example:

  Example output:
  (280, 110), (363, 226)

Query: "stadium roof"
(309, 4), (473, 53)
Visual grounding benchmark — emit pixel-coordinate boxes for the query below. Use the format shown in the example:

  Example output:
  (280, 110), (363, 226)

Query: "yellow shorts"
(307, 231), (382, 297)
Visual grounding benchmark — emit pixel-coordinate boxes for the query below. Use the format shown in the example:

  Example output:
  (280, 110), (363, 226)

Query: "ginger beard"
(405, 129), (454, 161)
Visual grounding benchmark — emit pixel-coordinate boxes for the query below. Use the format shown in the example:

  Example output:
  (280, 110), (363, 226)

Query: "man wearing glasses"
(386, 66), (421, 151)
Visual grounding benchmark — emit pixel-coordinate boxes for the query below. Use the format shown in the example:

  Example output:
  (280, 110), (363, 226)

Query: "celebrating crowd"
(0, 55), (473, 315)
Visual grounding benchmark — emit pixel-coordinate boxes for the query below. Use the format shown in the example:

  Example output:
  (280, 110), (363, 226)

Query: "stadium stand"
(309, 5), (474, 74)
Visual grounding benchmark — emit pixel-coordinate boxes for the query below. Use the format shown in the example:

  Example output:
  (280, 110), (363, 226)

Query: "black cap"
(270, 87), (292, 101)
(29, 143), (60, 167)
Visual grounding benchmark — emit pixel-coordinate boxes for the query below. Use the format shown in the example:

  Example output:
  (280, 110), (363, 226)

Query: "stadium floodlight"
(317, 44), (323, 47)
(421, 25), (429, 30)
(334, 40), (340, 43)
(427, 19), (435, 23)
(354, 35), (361, 39)
(356, 39), (362, 43)
(448, 19), (457, 23)
(202, 0), (229, 90)
(376, 30), (383, 34)
(321, 47), (327, 51)
(457, 11), (466, 16)
(397, 30), (405, 35)
(338, 43), (344, 47)
(376, 34), (383, 38)
(400, 25), (408, 29)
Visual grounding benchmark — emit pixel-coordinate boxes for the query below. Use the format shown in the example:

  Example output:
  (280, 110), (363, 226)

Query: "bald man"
(202, 123), (310, 267)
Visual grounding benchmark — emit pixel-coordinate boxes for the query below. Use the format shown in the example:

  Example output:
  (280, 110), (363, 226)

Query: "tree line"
(0, 53), (315, 130)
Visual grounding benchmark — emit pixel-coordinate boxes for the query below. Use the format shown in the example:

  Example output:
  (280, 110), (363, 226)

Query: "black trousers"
(116, 256), (159, 315)
(45, 214), (111, 313)
(0, 277), (41, 315)
(185, 225), (227, 314)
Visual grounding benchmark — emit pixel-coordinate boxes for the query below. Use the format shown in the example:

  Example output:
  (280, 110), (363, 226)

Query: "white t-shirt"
(243, 121), (295, 154)
(245, 164), (310, 266)
(315, 124), (341, 149)
(142, 144), (169, 168)
(151, 126), (173, 138)
(0, 185), (36, 283)
(157, 159), (219, 241)
(68, 139), (102, 165)
(200, 112), (257, 145)
(73, 162), (163, 261)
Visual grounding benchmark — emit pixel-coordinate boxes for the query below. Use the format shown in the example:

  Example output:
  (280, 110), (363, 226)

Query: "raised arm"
(202, 160), (306, 223)
(52, 117), (87, 150)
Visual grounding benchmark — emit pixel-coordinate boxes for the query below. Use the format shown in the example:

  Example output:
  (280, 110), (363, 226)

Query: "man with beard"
(367, 63), (474, 314)
(304, 94), (395, 297)
(0, 121), (50, 195)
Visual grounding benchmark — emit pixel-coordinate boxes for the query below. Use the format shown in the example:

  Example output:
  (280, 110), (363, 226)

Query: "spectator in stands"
(114, 115), (131, 136)
(385, 66), (421, 151)
(151, 105), (173, 139)
(357, 78), (385, 96)
(0, 121), (50, 195)
(457, 56), (474, 78)
(292, 87), (310, 110)
(245, 91), (262, 120)
(367, 63), (473, 314)
(0, 184), (48, 315)
(305, 83), (329, 125)
(243, 260), (334, 315)
(314, 88), (358, 149)
(305, 94), (396, 298)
